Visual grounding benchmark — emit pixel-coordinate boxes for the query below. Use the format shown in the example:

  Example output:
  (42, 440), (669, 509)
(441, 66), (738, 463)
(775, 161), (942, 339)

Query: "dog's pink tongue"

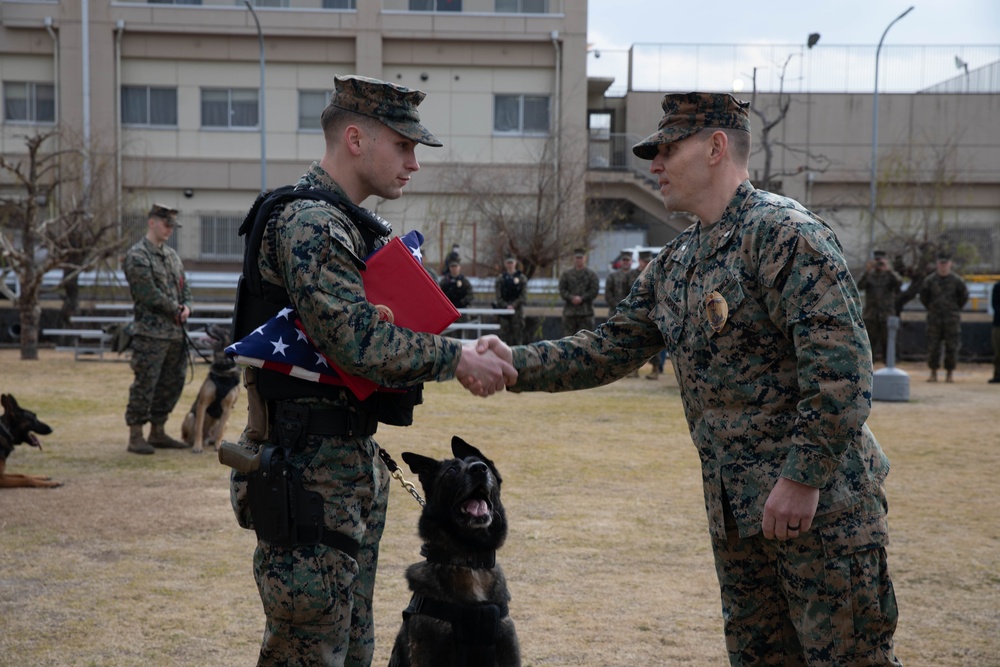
(463, 499), (489, 517)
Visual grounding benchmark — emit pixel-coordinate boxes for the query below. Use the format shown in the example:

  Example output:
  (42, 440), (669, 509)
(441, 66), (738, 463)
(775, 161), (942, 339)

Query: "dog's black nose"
(469, 461), (489, 477)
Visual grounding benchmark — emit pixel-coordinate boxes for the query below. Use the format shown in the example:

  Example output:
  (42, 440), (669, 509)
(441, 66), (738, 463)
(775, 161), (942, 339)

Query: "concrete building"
(1, 0), (588, 271)
(3, 1), (998, 279)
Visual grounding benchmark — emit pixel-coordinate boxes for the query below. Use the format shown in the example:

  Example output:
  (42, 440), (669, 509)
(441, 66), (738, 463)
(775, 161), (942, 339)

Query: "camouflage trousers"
(712, 500), (901, 666)
(498, 311), (527, 346)
(125, 334), (187, 426)
(562, 314), (594, 337)
(925, 316), (962, 370)
(231, 433), (390, 667)
(863, 312), (891, 362)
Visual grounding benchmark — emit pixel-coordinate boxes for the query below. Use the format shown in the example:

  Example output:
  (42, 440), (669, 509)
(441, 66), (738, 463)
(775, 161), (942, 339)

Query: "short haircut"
(696, 127), (751, 165)
(320, 102), (379, 144)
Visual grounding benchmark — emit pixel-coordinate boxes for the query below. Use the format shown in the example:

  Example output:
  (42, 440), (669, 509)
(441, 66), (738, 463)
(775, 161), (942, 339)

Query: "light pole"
(868, 6), (914, 259)
(244, 0), (266, 193)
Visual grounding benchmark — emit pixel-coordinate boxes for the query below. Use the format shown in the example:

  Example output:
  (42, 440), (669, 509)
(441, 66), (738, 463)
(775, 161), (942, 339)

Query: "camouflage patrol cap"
(148, 203), (181, 227)
(573, 248), (587, 257)
(632, 92), (751, 160)
(331, 75), (442, 147)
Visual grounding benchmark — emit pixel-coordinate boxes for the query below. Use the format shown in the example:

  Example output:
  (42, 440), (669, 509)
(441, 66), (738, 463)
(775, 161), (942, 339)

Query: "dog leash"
(378, 448), (425, 507)
(182, 328), (215, 384)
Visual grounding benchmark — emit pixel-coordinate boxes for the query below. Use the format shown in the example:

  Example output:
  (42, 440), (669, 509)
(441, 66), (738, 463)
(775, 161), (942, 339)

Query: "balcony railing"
(114, 0), (564, 13)
(588, 133), (657, 186)
(588, 44), (1000, 95)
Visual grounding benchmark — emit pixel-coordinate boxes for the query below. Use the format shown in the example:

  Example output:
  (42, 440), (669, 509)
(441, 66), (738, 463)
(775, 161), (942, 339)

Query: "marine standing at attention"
(123, 203), (192, 455)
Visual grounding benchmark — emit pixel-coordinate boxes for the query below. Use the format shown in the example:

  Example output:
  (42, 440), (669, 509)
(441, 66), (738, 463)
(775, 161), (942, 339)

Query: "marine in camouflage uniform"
(918, 254), (969, 382)
(494, 255), (528, 345)
(123, 203), (193, 454)
(603, 253), (639, 317)
(229, 75), (512, 667)
(558, 249), (600, 335)
(501, 93), (901, 666)
(856, 251), (903, 363)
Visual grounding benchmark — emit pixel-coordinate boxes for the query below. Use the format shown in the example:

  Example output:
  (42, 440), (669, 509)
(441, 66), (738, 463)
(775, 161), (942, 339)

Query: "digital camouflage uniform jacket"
(604, 267), (640, 312)
(511, 182), (891, 540)
(257, 162), (462, 390)
(919, 271), (969, 324)
(558, 266), (600, 317)
(124, 237), (192, 340)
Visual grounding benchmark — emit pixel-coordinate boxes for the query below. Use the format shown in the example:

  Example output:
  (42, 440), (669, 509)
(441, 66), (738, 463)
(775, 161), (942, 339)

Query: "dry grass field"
(1, 348), (998, 667)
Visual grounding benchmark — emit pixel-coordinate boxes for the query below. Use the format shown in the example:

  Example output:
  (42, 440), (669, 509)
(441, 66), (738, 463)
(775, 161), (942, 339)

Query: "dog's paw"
(190, 447), (204, 454)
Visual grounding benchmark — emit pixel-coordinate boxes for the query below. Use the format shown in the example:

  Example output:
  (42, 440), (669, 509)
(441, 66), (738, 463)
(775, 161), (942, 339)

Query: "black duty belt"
(320, 530), (360, 561)
(273, 401), (378, 441)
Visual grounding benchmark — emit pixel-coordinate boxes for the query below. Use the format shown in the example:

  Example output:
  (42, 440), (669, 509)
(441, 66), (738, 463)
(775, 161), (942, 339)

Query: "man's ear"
(344, 123), (364, 156)
(707, 130), (728, 164)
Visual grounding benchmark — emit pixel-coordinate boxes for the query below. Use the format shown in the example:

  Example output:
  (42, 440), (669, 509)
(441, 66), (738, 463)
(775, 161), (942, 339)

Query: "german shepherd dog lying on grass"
(0, 394), (59, 489)
(181, 324), (240, 454)
(389, 436), (520, 667)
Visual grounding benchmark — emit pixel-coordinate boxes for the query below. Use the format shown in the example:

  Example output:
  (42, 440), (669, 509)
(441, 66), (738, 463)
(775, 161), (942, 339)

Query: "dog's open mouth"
(458, 491), (493, 527)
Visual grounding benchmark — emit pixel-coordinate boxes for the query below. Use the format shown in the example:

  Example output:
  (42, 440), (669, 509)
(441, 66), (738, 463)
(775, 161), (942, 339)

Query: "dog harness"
(401, 593), (509, 666)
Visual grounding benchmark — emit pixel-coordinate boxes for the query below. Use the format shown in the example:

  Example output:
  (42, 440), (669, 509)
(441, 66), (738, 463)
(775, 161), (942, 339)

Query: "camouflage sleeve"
(755, 216), (873, 489)
(125, 249), (180, 318)
(958, 278), (969, 308)
(276, 201), (461, 386)
(583, 270), (600, 302)
(558, 272), (572, 302)
(493, 276), (504, 306)
(511, 265), (664, 391)
(176, 256), (193, 310)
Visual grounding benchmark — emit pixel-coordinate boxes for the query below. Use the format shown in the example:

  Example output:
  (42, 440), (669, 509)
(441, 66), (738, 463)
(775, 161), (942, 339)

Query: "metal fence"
(587, 44), (1000, 96)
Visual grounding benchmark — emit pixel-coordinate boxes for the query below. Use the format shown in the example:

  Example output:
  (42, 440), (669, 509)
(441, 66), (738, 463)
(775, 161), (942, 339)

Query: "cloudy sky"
(587, 0), (1000, 50)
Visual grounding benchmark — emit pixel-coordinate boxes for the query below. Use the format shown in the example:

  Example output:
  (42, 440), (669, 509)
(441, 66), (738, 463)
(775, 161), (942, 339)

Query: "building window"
(495, 0), (548, 12)
(3, 82), (55, 124)
(121, 86), (178, 127)
(148, 0), (202, 5)
(299, 90), (330, 131)
(201, 89), (259, 129)
(409, 0), (462, 11)
(200, 213), (244, 261)
(242, 0), (287, 7)
(493, 94), (550, 135)
(322, 0), (355, 7)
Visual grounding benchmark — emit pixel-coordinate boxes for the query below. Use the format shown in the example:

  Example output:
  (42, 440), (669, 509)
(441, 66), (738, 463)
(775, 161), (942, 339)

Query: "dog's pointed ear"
(401, 451), (440, 486)
(1, 394), (14, 413)
(451, 436), (502, 485)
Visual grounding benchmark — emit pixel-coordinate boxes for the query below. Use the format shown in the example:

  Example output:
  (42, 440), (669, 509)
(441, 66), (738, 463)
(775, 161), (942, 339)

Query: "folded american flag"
(225, 230), (455, 401)
(225, 305), (351, 387)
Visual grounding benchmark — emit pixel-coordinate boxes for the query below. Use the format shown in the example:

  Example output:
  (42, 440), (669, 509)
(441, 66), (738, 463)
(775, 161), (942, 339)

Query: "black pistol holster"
(246, 405), (361, 560)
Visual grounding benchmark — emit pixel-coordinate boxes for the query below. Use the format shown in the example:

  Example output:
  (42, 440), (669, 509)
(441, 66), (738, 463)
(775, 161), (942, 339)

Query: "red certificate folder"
(327, 236), (460, 400)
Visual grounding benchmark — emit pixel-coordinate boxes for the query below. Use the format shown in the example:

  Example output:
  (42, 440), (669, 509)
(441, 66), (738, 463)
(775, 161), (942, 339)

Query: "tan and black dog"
(181, 324), (240, 454)
(389, 436), (520, 667)
(0, 393), (59, 489)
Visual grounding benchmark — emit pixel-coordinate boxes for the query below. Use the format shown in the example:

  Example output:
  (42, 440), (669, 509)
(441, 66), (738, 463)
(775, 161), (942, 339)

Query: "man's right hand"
(455, 342), (517, 397)
(475, 335), (513, 365)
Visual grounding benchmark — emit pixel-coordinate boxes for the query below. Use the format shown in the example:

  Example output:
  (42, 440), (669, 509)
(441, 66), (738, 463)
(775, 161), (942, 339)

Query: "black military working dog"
(0, 393), (59, 489)
(181, 324), (241, 454)
(389, 436), (520, 667)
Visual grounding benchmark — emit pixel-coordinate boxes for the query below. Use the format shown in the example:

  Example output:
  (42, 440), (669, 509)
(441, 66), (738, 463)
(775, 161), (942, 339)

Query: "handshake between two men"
(454, 335), (515, 397)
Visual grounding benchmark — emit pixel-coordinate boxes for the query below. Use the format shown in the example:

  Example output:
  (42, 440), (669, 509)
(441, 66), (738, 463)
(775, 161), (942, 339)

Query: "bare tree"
(749, 55), (832, 194)
(0, 130), (126, 360)
(870, 135), (973, 311)
(439, 137), (595, 279)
